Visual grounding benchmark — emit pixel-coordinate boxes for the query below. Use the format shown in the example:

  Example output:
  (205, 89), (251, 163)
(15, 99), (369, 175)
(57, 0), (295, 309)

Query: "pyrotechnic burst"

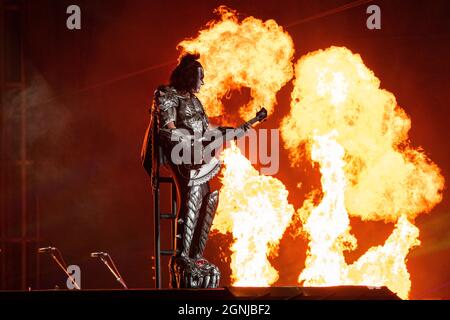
(212, 144), (295, 286)
(178, 6), (294, 120)
(180, 7), (445, 299)
(281, 46), (444, 299)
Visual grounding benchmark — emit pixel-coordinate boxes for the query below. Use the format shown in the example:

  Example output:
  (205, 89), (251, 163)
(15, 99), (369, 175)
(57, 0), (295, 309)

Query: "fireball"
(282, 46), (444, 299)
(178, 6), (294, 121)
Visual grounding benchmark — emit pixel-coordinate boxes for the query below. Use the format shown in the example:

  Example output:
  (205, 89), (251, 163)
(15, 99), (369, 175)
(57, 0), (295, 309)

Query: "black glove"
(242, 122), (251, 132)
(217, 126), (234, 134)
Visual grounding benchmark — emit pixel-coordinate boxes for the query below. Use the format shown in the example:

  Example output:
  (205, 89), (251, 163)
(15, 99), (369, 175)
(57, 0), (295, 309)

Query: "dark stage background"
(0, 0), (449, 299)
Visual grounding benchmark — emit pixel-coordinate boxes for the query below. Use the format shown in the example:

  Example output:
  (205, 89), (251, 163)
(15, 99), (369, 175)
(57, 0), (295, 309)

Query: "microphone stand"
(40, 247), (81, 290)
(93, 253), (128, 289)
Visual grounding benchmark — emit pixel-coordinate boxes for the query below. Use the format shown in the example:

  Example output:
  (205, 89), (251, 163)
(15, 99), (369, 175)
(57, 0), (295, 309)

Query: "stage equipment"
(38, 246), (80, 290)
(90, 251), (127, 289)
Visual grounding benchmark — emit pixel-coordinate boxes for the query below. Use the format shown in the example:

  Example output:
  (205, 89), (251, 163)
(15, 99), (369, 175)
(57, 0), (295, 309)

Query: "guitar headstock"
(255, 107), (268, 122)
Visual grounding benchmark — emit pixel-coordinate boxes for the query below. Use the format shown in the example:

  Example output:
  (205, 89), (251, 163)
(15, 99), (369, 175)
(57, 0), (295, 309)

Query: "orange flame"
(178, 6), (294, 120)
(212, 144), (295, 286)
(179, 7), (445, 299)
(282, 47), (445, 299)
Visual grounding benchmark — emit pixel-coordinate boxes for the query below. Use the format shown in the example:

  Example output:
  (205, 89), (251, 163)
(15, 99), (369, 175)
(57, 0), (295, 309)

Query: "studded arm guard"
(155, 86), (178, 128)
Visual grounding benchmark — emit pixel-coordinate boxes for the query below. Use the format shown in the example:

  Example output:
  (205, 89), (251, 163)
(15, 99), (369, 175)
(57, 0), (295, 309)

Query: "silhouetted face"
(194, 67), (204, 93)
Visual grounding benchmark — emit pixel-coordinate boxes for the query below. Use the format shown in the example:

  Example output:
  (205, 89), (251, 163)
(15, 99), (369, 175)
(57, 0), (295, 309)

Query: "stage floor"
(0, 286), (400, 300)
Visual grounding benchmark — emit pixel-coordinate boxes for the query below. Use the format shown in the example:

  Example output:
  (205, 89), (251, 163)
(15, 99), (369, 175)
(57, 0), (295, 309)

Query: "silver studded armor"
(155, 85), (209, 135)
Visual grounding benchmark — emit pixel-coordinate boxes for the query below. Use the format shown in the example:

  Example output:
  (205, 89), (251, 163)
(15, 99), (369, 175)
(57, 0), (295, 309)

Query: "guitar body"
(165, 107), (268, 186)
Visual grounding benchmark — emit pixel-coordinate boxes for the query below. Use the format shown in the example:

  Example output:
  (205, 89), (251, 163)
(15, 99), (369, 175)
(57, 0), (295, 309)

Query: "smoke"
(2, 71), (72, 182)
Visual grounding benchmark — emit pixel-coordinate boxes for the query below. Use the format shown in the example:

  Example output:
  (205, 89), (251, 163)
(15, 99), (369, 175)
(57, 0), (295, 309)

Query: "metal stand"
(152, 171), (177, 289)
(91, 252), (127, 289)
(39, 247), (80, 290)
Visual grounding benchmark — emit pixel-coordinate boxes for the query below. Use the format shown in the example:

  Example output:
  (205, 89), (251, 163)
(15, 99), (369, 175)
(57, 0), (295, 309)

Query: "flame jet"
(212, 144), (295, 286)
(281, 46), (445, 299)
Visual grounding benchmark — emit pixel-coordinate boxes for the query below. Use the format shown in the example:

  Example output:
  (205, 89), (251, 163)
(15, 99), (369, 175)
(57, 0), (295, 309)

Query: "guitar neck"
(238, 117), (258, 130)
(219, 116), (259, 142)
(201, 112), (266, 151)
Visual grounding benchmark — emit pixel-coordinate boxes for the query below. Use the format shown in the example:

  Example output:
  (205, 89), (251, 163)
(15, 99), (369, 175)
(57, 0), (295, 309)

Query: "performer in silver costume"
(142, 53), (262, 288)
(152, 53), (225, 288)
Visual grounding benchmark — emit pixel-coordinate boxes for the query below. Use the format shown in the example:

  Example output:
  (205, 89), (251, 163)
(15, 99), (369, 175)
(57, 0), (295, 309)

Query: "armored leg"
(169, 184), (203, 288)
(191, 190), (221, 288)
(191, 190), (219, 260)
(176, 184), (205, 258)
(169, 183), (219, 288)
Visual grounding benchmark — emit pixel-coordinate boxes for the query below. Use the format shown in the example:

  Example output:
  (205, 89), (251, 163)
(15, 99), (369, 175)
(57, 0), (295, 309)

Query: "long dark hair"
(169, 53), (202, 93)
